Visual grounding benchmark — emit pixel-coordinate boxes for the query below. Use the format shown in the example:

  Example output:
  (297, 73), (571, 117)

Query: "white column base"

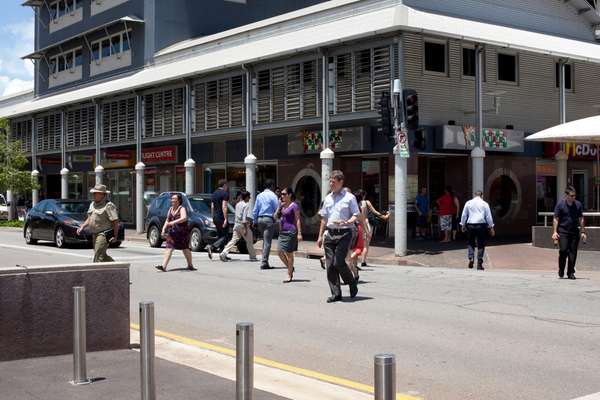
(6, 190), (15, 220)
(31, 170), (40, 207)
(135, 162), (146, 234)
(320, 148), (334, 200)
(244, 154), (257, 213)
(60, 168), (70, 200)
(471, 147), (486, 195)
(94, 165), (104, 186)
(184, 159), (196, 195)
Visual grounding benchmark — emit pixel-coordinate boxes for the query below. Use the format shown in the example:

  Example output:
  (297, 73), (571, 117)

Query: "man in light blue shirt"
(317, 170), (359, 303)
(460, 191), (495, 270)
(253, 179), (279, 269)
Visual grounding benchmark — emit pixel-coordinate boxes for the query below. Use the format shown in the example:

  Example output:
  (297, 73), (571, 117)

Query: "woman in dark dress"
(155, 193), (195, 272)
(276, 188), (302, 283)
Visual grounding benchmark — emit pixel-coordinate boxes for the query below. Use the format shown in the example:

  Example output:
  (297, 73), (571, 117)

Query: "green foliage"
(0, 118), (39, 195)
(0, 220), (25, 228)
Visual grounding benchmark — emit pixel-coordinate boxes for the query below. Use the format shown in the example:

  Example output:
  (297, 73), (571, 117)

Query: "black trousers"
(558, 232), (580, 277)
(466, 224), (487, 264)
(324, 229), (356, 297)
(212, 219), (228, 252)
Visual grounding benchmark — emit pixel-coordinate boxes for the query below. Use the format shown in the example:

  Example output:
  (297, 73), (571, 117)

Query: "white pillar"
(394, 146), (407, 256)
(60, 167), (69, 199)
(94, 165), (104, 185)
(556, 150), (568, 204)
(31, 169), (39, 207)
(245, 154), (257, 212)
(6, 190), (15, 220)
(135, 162), (145, 234)
(471, 147), (485, 193)
(184, 158), (196, 195)
(320, 148), (334, 200)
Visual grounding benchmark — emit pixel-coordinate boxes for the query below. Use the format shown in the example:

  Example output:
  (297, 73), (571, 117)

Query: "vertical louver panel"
(354, 49), (372, 112)
(163, 89), (174, 136)
(302, 60), (317, 118)
(36, 113), (61, 152)
(230, 75), (244, 127)
(194, 82), (206, 132)
(102, 97), (135, 143)
(271, 67), (285, 122)
(144, 93), (154, 137)
(286, 64), (301, 120)
(143, 88), (185, 137)
(372, 46), (392, 110)
(336, 53), (352, 114)
(10, 120), (32, 153)
(206, 81), (218, 129)
(173, 87), (184, 134)
(218, 78), (230, 128)
(65, 106), (95, 149)
(153, 92), (164, 136)
(257, 69), (271, 124)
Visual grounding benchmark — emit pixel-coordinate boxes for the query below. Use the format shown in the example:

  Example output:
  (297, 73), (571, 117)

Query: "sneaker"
(206, 245), (213, 260)
(558, 269), (565, 279)
(219, 253), (228, 262)
(361, 262), (367, 267)
(567, 274), (576, 280)
(468, 260), (474, 269)
(326, 295), (342, 303)
(350, 282), (358, 298)
(249, 257), (258, 262)
(477, 264), (485, 271)
(187, 265), (197, 271)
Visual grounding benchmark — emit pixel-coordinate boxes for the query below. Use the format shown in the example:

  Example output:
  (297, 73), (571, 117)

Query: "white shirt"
(460, 196), (494, 227)
(319, 190), (360, 229)
(234, 200), (249, 228)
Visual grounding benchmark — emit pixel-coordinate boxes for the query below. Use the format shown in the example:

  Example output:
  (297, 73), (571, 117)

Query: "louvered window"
(302, 60), (317, 118)
(372, 46), (391, 110)
(217, 78), (230, 128)
(102, 97), (135, 143)
(257, 70), (271, 124)
(271, 67), (285, 122)
(65, 106), (95, 149)
(10, 120), (32, 153)
(36, 113), (61, 152)
(192, 75), (244, 133)
(354, 49), (372, 112)
(335, 53), (352, 114)
(286, 64), (301, 120)
(230, 76), (244, 127)
(142, 87), (185, 138)
(193, 82), (206, 132)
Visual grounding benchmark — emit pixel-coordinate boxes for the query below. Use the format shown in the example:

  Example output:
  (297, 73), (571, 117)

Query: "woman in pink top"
(436, 186), (454, 243)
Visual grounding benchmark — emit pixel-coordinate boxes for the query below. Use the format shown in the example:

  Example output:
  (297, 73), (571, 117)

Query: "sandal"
(187, 265), (197, 271)
(155, 265), (165, 272)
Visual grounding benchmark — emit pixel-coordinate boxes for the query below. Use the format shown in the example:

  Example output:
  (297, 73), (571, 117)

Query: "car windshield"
(188, 198), (211, 214)
(55, 201), (90, 214)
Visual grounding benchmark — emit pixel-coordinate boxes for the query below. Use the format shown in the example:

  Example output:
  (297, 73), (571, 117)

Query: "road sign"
(396, 127), (410, 158)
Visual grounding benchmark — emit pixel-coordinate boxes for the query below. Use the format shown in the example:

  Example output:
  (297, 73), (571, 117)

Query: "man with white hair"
(460, 191), (495, 270)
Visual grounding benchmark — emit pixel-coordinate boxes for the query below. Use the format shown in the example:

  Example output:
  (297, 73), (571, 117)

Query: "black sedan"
(24, 199), (125, 248)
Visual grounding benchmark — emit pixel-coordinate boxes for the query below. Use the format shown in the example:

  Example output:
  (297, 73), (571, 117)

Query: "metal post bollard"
(140, 302), (156, 400)
(374, 354), (396, 400)
(236, 322), (254, 400)
(71, 286), (91, 385)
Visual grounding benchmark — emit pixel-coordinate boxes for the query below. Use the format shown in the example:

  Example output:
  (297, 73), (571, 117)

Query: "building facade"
(3, 0), (600, 237)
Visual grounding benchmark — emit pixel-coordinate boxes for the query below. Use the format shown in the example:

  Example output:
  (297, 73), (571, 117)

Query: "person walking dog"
(155, 193), (195, 272)
(317, 170), (359, 303)
(77, 184), (119, 263)
(552, 186), (587, 280)
(459, 191), (495, 270)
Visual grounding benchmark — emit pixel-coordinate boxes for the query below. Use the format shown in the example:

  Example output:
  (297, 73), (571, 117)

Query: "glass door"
(571, 170), (588, 208)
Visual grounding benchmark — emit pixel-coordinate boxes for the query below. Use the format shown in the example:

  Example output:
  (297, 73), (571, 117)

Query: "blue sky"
(0, 1), (35, 96)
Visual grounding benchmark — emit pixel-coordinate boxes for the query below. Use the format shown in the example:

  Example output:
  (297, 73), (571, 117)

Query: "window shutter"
(271, 66), (285, 122)
(230, 75), (244, 127)
(194, 82), (206, 132)
(286, 63), (301, 120)
(218, 78), (230, 128)
(102, 97), (135, 143)
(143, 93), (154, 138)
(206, 81), (218, 129)
(354, 49), (372, 112)
(173, 87), (184, 135)
(302, 60), (317, 118)
(335, 53), (352, 114)
(372, 46), (391, 110)
(257, 69), (271, 124)
(10, 120), (32, 153)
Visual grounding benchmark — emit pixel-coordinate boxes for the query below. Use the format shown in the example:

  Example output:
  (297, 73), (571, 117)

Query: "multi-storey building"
(2, 0), (600, 237)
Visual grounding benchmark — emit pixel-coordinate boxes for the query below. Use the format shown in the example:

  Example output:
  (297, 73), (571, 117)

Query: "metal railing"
(538, 211), (600, 227)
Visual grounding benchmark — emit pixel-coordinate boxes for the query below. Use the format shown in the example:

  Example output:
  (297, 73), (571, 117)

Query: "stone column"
(184, 159), (195, 195)
(135, 162), (145, 234)
(60, 167), (69, 199)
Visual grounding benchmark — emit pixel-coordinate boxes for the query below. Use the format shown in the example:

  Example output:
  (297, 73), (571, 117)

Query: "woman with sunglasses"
(155, 193), (195, 272)
(276, 187), (302, 282)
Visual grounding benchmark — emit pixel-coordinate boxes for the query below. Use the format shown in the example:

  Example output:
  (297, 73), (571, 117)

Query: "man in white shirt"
(459, 191), (495, 270)
(317, 170), (359, 303)
(220, 191), (257, 262)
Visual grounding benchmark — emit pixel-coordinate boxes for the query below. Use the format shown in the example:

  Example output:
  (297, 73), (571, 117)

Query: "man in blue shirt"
(459, 191), (495, 270)
(317, 170), (359, 303)
(552, 186), (587, 279)
(415, 186), (429, 239)
(253, 179), (279, 270)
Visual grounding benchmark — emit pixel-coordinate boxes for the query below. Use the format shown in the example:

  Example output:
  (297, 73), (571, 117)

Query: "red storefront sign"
(142, 146), (177, 164)
(544, 142), (599, 161)
(41, 158), (61, 165)
(105, 150), (132, 160)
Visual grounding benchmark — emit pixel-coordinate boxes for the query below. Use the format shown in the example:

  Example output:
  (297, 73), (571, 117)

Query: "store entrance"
(362, 160), (381, 211)
(106, 169), (134, 224)
(572, 170), (588, 208)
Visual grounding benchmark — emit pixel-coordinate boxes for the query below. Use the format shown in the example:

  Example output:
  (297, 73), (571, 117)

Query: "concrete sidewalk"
(124, 229), (600, 272)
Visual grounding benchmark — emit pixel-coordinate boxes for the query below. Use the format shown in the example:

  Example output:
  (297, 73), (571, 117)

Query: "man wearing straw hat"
(77, 184), (120, 262)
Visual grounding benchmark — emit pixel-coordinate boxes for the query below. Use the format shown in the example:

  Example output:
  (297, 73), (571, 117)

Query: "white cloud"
(0, 77), (33, 96)
(0, 17), (35, 85)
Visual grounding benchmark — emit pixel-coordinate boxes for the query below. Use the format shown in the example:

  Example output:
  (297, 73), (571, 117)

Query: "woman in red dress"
(155, 193), (195, 272)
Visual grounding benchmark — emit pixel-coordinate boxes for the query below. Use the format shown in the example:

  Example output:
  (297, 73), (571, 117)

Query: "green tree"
(0, 118), (39, 195)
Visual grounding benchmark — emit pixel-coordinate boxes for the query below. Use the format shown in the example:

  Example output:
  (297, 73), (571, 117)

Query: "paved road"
(2, 229), (600, 400)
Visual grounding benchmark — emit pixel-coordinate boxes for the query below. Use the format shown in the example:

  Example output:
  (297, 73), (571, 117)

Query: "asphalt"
(1, 349), (289, 400)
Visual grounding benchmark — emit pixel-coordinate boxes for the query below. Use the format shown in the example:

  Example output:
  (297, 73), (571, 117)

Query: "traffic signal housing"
(413, 128), (426, 151)
(403, 89), (419, 130)
(377, 91), (394, 142)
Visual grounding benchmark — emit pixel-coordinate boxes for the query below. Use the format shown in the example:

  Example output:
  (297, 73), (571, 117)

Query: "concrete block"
(0, 262), (130, 361)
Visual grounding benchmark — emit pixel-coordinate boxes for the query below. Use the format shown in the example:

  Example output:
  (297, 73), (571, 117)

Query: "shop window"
(555, 63), (573, 90)
(497, 53), (518, 83)
(488, 174), (519, 219)
(424, 40), (447, 74)
(295, 175), (321, 219)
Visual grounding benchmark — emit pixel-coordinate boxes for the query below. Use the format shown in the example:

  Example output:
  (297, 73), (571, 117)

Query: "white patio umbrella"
(526, 115), (600, 210)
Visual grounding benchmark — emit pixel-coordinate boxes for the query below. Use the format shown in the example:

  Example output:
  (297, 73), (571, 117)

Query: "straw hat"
(90, 184), (111, 194)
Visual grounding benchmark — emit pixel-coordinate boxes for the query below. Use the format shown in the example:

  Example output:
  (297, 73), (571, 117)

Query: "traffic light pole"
(392, 81), (407, 257)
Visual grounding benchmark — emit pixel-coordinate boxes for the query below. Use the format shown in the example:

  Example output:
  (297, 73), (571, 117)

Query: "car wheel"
(189, 228), (202, 252)
(25, 225), (37, 245)
(148, 225), (163, 248)
(55, 227), (66, 248)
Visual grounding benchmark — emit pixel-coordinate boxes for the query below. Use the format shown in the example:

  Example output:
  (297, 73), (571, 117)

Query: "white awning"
(526, 116), (600, 143)
(3, 1), (600, 118)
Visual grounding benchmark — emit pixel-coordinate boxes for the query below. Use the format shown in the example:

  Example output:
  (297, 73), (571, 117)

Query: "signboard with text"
(441, 125), (524, 152)
(142, 146), (178, 164)
(544, 142), (599, 160)
(288, 127), (365, 155)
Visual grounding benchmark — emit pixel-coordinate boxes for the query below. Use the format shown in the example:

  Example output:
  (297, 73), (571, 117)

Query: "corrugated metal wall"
(403, 32), (600, 133)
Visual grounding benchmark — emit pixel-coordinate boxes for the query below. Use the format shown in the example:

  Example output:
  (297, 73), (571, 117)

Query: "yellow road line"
(131, 323), (421, 400)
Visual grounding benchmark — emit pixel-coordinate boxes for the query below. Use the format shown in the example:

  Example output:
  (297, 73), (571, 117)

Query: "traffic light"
(377, 91), (394, 142)
(402, 89), (419, 130)
(413, 128), (426, 151)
